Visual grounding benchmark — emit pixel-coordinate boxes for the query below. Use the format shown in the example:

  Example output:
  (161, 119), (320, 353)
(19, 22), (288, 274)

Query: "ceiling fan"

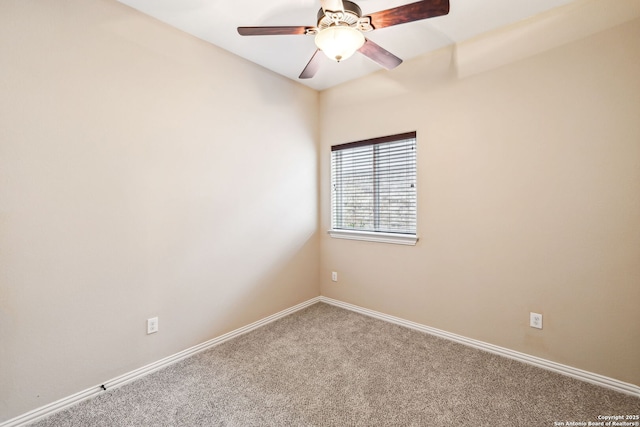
(237, 0), (450, 79)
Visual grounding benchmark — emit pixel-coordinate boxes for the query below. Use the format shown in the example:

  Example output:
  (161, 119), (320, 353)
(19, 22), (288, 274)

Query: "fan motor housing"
(317, 0), (362, 28)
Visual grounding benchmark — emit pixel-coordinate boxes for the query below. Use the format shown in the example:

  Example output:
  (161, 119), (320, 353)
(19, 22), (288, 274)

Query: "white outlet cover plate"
(147, 317), (159, 334)
(530, 312), (543, 329)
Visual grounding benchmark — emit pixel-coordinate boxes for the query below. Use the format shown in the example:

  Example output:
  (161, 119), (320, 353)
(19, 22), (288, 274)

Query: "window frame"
(329, 131), (418, 246)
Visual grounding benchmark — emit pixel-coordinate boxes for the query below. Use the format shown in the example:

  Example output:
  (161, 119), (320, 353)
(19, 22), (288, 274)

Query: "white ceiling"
(117, 0), (578, 91)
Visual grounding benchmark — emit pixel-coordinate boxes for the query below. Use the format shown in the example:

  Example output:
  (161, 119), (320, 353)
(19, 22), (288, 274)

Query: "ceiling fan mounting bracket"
(356, 17), (373, 32)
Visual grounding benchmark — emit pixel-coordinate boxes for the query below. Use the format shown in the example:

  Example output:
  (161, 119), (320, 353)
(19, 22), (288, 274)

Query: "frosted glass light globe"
(315, 25), (365, 62)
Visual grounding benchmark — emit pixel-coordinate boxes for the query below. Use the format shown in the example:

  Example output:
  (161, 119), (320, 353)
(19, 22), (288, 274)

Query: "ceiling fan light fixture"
(314, 25), (365, 62)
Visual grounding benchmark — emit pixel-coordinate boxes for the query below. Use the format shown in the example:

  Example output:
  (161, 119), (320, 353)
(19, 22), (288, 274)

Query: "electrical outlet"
(530, 312), (543, 329)
(331, 271), (338, 282)
(147, 317), (159, 334)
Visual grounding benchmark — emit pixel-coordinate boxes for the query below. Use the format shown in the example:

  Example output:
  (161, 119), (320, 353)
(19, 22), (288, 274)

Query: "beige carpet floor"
(31, 302), (639, 426)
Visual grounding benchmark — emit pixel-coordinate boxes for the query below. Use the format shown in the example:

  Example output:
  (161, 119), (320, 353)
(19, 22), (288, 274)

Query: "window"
(330, 131), (417, 245)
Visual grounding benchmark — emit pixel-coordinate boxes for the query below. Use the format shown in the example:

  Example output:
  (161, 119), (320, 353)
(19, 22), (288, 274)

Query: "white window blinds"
(331, 132), (417, 235)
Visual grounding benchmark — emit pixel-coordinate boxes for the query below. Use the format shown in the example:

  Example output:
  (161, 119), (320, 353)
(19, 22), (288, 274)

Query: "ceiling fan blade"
(321, 0), (345, 13)
(237, 26), (310, 36)
(367, 0), (450, 30)
(357, 39), (403, 70)
(299, 49), (323, 79)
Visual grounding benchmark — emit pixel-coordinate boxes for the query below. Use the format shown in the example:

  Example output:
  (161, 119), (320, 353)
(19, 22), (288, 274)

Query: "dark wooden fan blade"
(368, 0), (449, 30)
(299, 49), (324, 79)
(237, 26), (310, 36)
(357, 39), (403, 70)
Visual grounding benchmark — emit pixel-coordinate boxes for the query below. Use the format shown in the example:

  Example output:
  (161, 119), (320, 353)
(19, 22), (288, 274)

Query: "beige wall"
(320, 16), (640, 386)
(0, 0), (319, 421)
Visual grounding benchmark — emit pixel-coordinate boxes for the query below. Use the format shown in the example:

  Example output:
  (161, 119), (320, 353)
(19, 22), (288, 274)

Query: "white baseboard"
(319, 296), (640, 398)
(1, 297), (321, 427)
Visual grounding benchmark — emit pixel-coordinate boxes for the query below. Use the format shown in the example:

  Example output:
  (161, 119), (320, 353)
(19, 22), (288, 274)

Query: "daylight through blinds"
(331, 132), (417, 234)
